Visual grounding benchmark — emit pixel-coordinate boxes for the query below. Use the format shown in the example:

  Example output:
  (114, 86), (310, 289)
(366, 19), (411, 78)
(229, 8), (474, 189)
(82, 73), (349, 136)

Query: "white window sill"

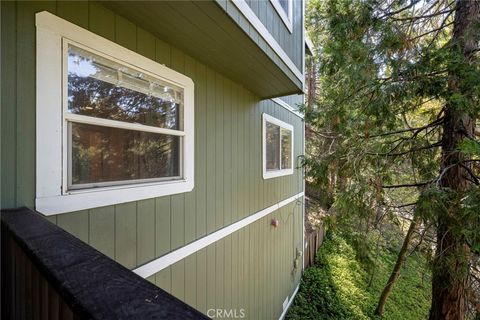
(263, 169), (294, 180)
(36, 179), (194, 215)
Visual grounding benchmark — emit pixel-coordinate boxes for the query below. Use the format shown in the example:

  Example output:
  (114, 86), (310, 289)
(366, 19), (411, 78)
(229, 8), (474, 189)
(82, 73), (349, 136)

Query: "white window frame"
(270, 0), (293, 33)
(262, 113), (294, 179)
(35, 11), (194, 215)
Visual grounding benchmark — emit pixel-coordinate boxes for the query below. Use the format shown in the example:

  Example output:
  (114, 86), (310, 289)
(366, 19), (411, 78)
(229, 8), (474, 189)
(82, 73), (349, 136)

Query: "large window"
(263, 113), (294, 179)
(270, 0), (293, 33)
(36, 12), (194, 215)
(66, 44), (184, 189)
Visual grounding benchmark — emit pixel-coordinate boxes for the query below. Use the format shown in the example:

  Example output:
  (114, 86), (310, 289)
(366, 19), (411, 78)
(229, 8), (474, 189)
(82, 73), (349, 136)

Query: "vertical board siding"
(224, 0), (304, 88)
(152, 201), (305, 319)
(89, 206), (115, 259)
(206, 245), (216, 311)
(155, 196), (171, 257)
(89, 2), (115, 41)
(1, 2), (304, 319)
(1, 1), (17, 209)
(195, 62), (208, 239)
(16, 1), (56, 208)
(196, 248), (207, 313)
(215, 74), (224, 230)
(184, 254), (197, 308)
(136, 199), (155, 265)
(57, 210), (89, 244)
(155, 266), (171, 293)
(114, 202), (137, 269)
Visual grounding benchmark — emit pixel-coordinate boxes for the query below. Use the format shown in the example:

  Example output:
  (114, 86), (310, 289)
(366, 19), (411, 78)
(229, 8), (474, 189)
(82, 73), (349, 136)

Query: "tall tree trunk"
(430, 1), (479, 319)
(306, 56), (317, 109)
(375, 217), (418, 316)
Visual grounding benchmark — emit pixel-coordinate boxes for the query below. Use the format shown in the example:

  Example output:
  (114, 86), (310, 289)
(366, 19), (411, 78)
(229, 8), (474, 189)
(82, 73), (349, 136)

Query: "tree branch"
(390, 9), (453, 22)
(460, 163), (480, 185)
(382, 180), (433, 189)
(388, 202), (418, 209)
(409, 21), (454, 42)
(366, 117), (444, 139)
(378, 0), (423, 20)
(367, 141), (442, 157)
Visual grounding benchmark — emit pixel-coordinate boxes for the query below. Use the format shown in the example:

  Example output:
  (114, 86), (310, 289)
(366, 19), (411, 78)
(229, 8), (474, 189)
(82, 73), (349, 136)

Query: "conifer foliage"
(305, 0), (479, 318)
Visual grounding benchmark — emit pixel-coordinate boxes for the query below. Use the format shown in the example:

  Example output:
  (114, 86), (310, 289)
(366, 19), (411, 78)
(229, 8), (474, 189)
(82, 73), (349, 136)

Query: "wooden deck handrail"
(1, 207), (209, 320)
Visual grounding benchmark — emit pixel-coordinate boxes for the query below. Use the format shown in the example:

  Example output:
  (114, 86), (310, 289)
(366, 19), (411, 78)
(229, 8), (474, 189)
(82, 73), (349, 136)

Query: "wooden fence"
(304, 226), (325, 268)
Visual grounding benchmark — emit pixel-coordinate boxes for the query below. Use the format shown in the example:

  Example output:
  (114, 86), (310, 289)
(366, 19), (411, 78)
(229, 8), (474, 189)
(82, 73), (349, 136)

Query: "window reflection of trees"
(266, 122), (280, 170)
(281, 129), (292, 169)
(266, 121), (292, 172)
(66, 46), (184, 188)
(67, 45), (182, 130)
(68, 74), (181, 130)
(71, 123), (180, 186)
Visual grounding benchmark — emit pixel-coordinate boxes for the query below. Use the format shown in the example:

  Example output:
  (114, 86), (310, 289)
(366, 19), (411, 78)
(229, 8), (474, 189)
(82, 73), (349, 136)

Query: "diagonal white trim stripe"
(271, 98), (304, 119)
(133, 192), (304, 278)
(231, 0), (304, 84)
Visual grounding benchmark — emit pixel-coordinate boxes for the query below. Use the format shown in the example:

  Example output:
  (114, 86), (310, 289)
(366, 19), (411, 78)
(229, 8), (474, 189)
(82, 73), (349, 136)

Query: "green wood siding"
(101, 1), (301, 98)
(152, 200), (304, 319)
(246, 0), (304, 73)
(219, 0), (304, 89)
(280, 94), (305, 110)
(1, 2), (304, 318)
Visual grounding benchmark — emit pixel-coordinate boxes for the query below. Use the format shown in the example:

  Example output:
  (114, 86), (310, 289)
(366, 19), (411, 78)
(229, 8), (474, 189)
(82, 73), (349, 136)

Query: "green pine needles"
(303, 0), (479, 317)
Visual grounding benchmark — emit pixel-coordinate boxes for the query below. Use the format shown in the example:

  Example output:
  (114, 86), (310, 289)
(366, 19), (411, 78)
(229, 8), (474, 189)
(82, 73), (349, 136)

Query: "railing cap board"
(1, 207), (209, 320)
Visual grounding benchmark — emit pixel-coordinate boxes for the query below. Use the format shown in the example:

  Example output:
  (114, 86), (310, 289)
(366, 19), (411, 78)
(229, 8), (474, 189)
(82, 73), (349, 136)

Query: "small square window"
(262, 113), (294, 179)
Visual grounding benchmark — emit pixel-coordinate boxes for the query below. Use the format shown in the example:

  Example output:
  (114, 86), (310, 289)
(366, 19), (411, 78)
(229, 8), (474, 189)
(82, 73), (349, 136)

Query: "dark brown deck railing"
(1, 207), (209, 320)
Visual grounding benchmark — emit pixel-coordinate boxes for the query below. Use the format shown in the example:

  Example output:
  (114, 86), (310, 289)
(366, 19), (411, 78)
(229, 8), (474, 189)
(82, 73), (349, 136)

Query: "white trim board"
(302, 116), (306, 271)
(270, 0), (293, 33)
(262, 113), (294, 180)
(133, 191), (304, 278)
(279, 284), (300, 320)
(271, 98), (304, 119)
(231, 0), (304, 84)
(305, 35), (314, 55)
(302, 0), (306, 86)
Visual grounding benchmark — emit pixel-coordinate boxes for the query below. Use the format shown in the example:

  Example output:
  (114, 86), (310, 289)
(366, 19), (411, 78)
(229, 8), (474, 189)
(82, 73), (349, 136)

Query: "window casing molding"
(271, 98), (303, 119)
(262, 113), (294, 179)
(270, 0), (293, 33)
(35, 11), (194, 215)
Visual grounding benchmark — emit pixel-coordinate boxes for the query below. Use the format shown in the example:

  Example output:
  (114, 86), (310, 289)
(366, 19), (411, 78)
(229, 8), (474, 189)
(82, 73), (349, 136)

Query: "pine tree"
(305, 0), (480, 318)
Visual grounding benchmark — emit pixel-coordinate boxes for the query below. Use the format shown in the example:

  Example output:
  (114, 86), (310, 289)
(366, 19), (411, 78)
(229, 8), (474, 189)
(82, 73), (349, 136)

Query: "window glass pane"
(70, 122), (180, 187)
(67, 45), (183, 130)
(281, 128), (292, 169)
(279, 0), (289, 14)
(266, 122), (280, 171)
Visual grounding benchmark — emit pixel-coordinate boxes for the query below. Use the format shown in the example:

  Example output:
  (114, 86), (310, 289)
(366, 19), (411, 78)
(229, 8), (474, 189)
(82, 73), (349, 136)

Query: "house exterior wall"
(217, 0), (304, 93)
(1, 1), (305, 318)
(279, 94), (305, 111)
(154, 200), (304, 319)
(243, 0), (303, 72)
